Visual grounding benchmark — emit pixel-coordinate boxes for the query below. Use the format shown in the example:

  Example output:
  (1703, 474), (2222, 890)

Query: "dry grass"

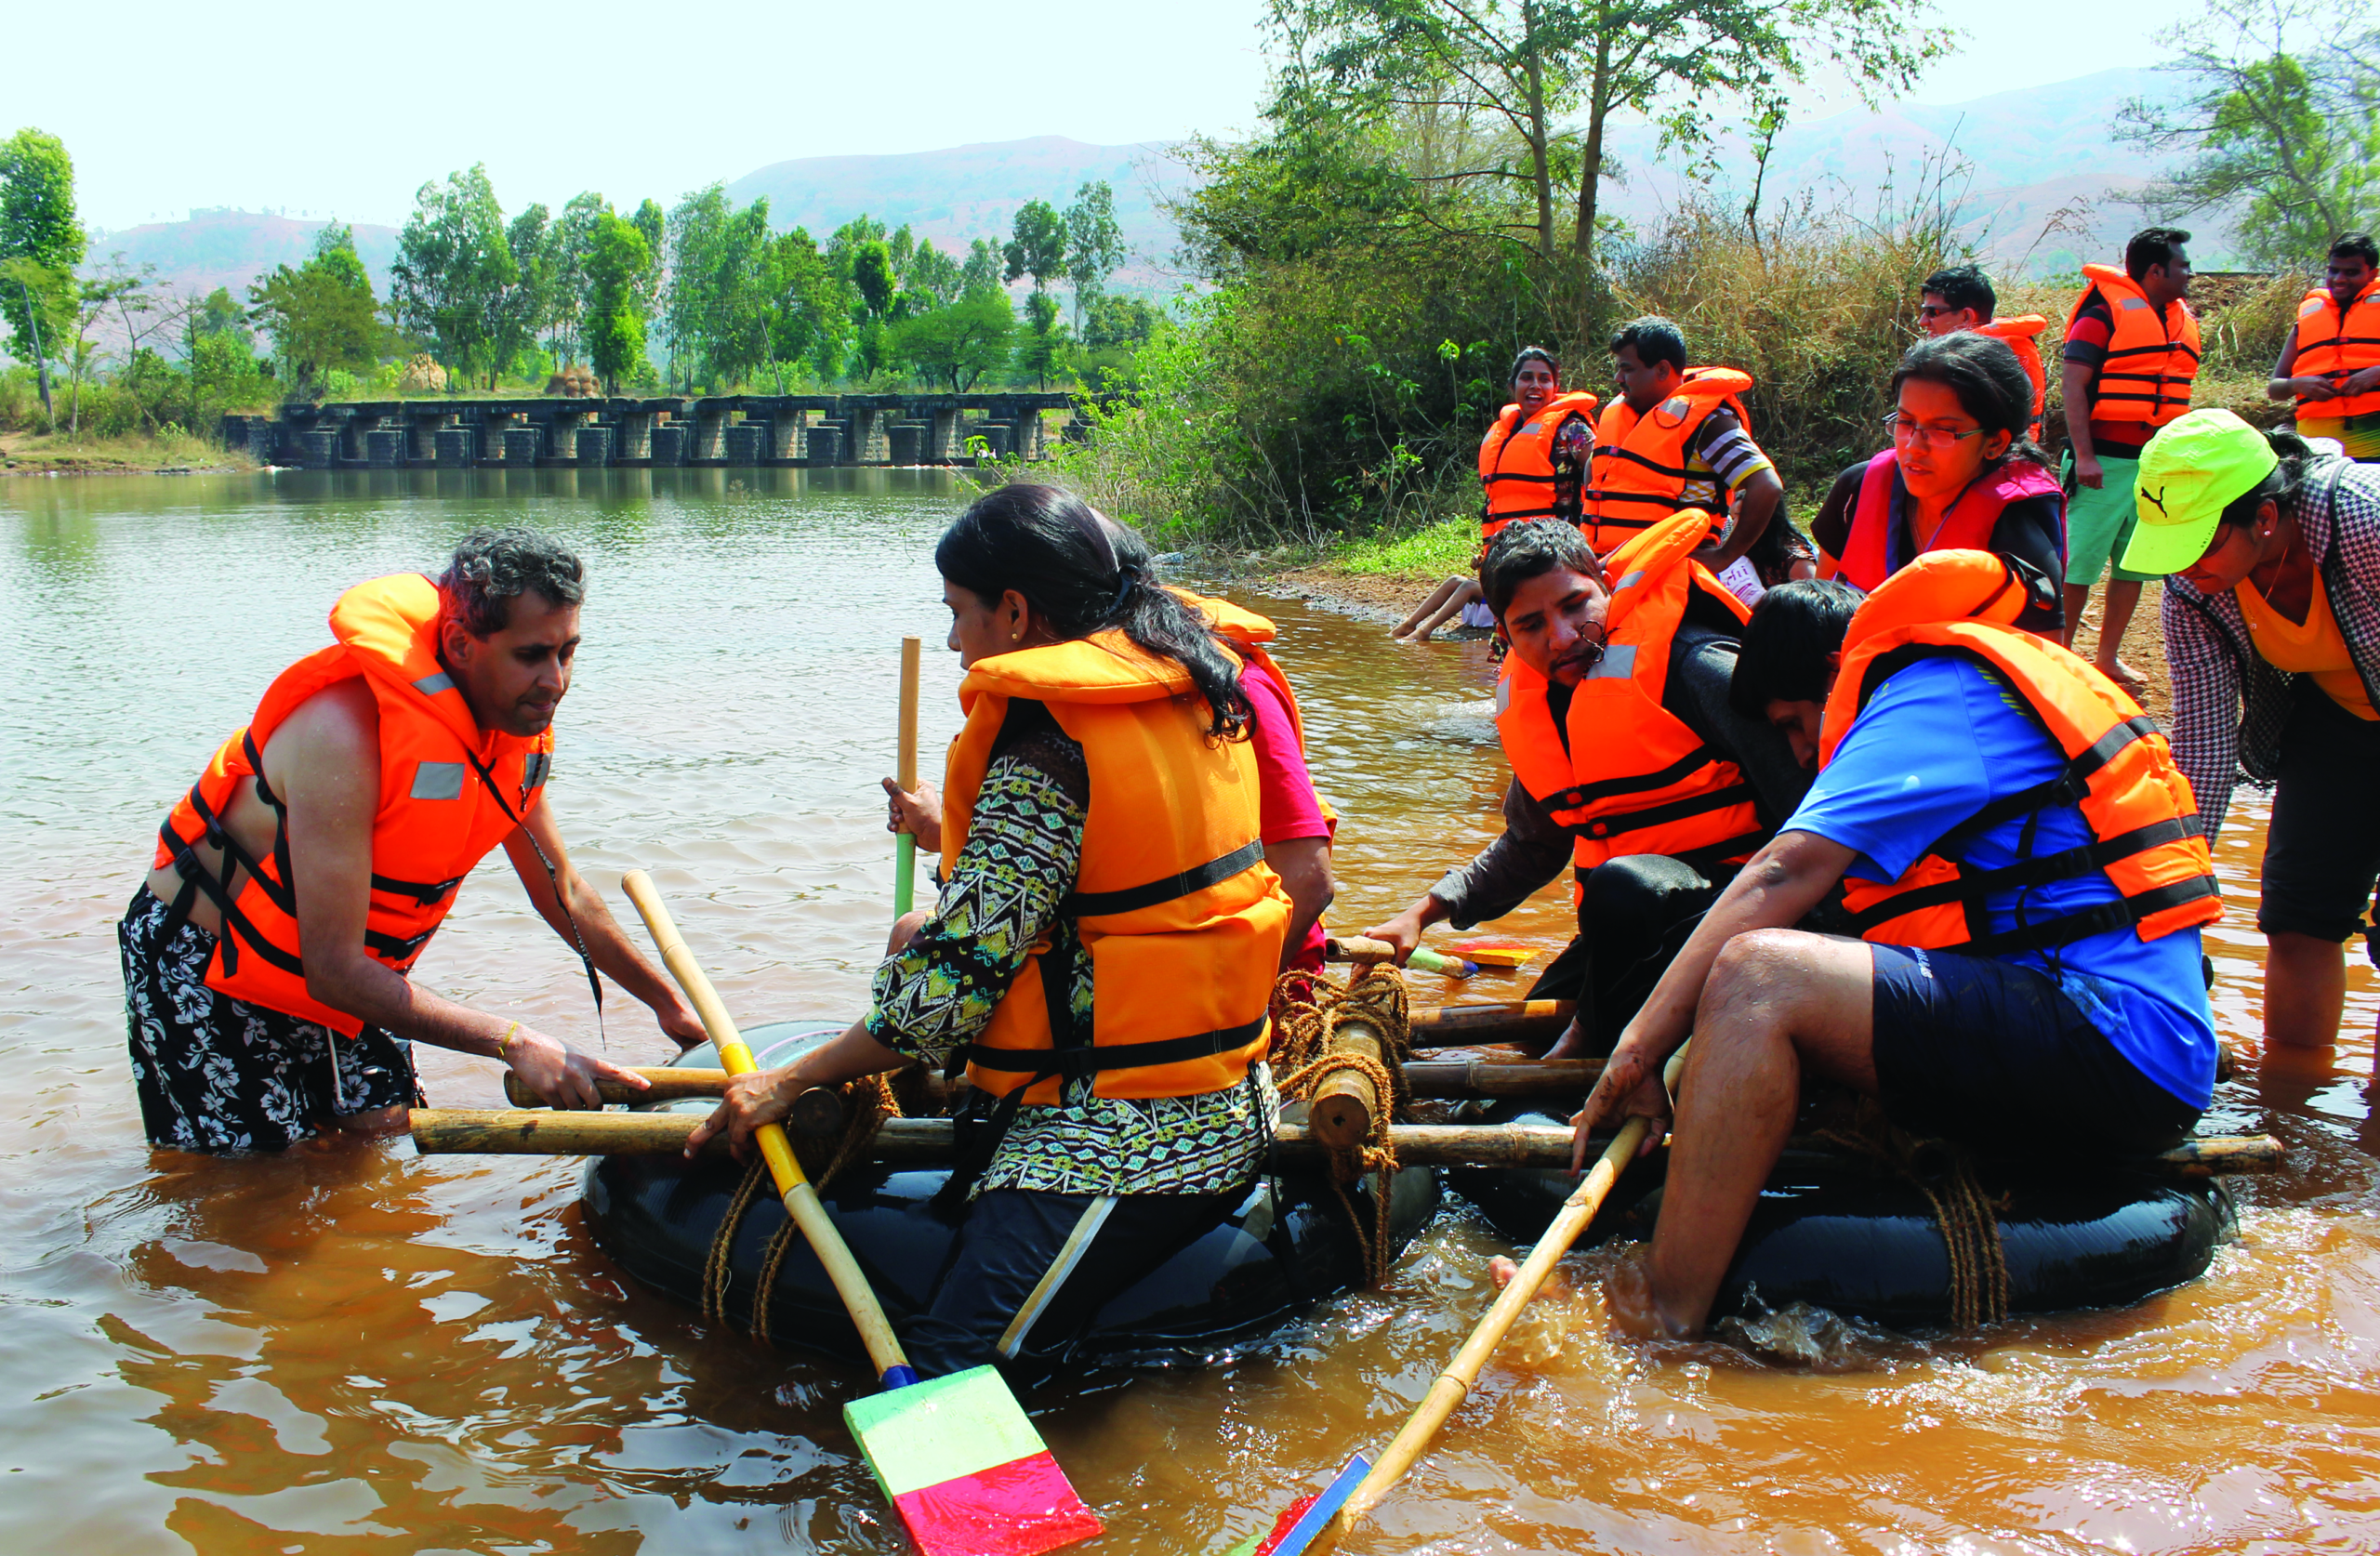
(1, 426), (253, 475)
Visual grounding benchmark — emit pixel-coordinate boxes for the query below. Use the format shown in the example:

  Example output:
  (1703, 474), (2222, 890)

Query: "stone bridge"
(220, 391), (1091, 470)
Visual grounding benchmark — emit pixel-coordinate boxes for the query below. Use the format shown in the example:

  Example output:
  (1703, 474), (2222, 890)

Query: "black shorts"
(2260, 679), (2380, 943)
(1868, 943), (2200, 1158)
(120, 887), (419, 1154)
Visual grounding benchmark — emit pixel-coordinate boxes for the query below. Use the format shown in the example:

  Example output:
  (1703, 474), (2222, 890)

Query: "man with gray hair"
(126, 527), (704, 1154)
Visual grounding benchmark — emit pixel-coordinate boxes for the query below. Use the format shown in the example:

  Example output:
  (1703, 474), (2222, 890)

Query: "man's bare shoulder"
(261, 678), (381, 786)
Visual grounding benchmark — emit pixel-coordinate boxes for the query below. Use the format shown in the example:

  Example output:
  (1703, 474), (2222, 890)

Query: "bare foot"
(2099, 658), (2149, 698)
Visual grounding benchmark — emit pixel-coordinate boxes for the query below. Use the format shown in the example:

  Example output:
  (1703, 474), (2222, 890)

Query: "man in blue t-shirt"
(1572, 576), (2218, 1340)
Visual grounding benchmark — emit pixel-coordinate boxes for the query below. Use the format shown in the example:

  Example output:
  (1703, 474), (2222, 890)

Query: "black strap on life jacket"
(1535, 745), (1724, 813)
(1851, 654), (2215, 956)
(461, 745), (604, 1042)
(939, 837), (1270, 1209)
(1563, 779), (1757, 844)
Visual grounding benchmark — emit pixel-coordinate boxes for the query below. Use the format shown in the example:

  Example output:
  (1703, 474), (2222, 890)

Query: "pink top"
(1241, 666), (1330, 973)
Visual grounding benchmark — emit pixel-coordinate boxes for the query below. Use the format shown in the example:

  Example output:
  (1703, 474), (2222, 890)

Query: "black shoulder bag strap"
(462, 747), (605, 1044)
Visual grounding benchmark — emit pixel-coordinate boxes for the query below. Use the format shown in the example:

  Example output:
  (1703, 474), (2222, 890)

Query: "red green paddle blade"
(844, 1365), (1103, 1556)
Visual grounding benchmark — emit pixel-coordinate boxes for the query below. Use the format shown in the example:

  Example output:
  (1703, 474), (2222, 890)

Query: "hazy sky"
(15, 0), (2209, 233)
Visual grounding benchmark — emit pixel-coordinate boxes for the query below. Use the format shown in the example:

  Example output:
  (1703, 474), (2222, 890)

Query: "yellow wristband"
(496, 1022), (521, 1060)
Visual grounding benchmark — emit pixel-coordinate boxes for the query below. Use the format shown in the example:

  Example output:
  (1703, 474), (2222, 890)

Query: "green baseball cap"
(2121, 408), (2280, 575)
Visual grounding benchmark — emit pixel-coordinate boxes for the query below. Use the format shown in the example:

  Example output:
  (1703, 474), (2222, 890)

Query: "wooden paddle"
(618, 870), (1100, 1556)
(1257, 1042), (1694, 1555)
(892, 636), (922, 917)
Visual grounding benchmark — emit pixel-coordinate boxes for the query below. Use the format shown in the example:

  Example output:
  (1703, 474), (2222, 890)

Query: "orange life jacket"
(152, 574), (556, 1035)
(1582, 366), (1754, 555)
(940, 632), (1291, 1106)
(2292, 278), (2380, 422)
(1173, 588), (1338, 836)
(1477, 390), (1600, 540)
(2067, 264), (2201, 428)
(1818, 549), (2222, 955)
(1494, 508), (1768, 891)
(1835, 448), (2066, 594)
(1974, 314), (2048, 440)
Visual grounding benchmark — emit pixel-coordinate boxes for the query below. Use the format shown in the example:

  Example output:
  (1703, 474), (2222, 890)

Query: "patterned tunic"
(863, 709), (1277, 1197)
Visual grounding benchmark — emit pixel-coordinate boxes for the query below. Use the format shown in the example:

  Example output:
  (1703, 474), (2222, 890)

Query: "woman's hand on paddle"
(883, 777), (943, 853)
(1570, 1033), (1671, 1170)
(507, 1026), (650, 1111)
(685, 1065), (800, 1161)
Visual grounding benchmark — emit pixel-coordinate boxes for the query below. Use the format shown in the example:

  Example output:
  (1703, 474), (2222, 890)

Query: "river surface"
(4, 468), (2377, 1555)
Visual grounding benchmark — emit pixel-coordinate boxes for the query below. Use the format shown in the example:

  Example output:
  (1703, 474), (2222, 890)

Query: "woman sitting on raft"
(1812, 331), (2067, 636)
(688, 482), (1291, 1385)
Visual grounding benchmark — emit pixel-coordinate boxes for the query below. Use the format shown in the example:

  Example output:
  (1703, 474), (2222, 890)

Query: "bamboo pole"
(500, 1056), (1607, 1110)
(408, 1108), (2284, 1178)
(619, 871), (915, 1385)
(1407, 1000), (1575, 1048)
(1309, 1019), (1386, 1150)
(892, 637), (921, 917)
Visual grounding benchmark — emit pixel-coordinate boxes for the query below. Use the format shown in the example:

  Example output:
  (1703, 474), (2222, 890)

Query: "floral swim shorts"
(119, 887), (419, 1154)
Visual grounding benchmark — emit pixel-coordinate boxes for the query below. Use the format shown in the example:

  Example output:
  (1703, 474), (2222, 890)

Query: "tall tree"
(894, 289), (1017, 390)
(1003, 200), (1068, 291)
(962, 237), (1005, 295)
(1063, 180), (1127, 330)
(584, 207), (655, 390)
(248, 223), (381, 399)
(766, 226), (855, 381)
(491, 203), (555, 381)
(390, 165), (516, 387)
(0, 127), (84, 371)
(1276, 0), (1942, 266)
(662, 184), (731, 389)
(549, 191), (607, 363)
(2119, 0), (2380, 265)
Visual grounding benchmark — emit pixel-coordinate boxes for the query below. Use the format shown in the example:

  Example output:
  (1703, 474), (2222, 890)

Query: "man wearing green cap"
(2127, 407), (2380, 1047)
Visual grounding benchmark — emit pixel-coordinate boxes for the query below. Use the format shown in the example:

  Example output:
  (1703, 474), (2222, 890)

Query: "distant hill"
(86, 208), (401, 301)
(67, 69), (2210, 322)
(723, 135), (1195, 290)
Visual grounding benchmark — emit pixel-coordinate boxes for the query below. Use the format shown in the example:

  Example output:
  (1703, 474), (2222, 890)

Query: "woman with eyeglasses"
(1813, 331), (2068, 637)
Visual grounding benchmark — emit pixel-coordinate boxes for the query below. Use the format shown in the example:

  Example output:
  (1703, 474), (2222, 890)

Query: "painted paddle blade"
(1251, 1456), (1372, 1556)
(1450, 937), (1536, 969)
(845, 1365), (1102, 1556)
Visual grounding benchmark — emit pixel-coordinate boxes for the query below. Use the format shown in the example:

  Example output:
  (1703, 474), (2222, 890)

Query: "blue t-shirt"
(1785, 654), (2216, 1108)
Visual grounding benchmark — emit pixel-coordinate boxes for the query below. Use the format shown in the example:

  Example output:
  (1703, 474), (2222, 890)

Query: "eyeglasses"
(1915, 302), (1958, 320)
(1885, 411), (1988, 451)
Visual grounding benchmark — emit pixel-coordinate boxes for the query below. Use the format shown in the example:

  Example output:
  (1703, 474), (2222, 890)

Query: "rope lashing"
(1270, 963), (1414, 1287)
(1819, 1104), (2010, 1330)
(701, 1067), (924, 1345)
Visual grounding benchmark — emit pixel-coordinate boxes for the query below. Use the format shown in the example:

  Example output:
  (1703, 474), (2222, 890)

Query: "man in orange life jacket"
(1571, 559), (2221, 1338)
(1918, 263), (2048, 441)
(1363, 514), (1812, 1055)
(124, 529), (703, 1154)
(2062, 226), (2201, 696)
(1580, 317), (1783, 568)
(2268, 231), (2380, 461)
(1396, 347), (1598, 641)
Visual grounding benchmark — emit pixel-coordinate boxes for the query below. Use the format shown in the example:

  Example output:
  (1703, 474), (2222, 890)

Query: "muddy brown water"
(5, 468), (2377, 1554)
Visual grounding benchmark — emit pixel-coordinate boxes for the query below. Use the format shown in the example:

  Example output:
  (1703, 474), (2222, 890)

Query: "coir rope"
(1270, 963), (1413, 1287)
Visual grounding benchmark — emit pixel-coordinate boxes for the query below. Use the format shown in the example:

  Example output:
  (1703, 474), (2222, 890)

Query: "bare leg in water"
(1395, 575), (1482, 642)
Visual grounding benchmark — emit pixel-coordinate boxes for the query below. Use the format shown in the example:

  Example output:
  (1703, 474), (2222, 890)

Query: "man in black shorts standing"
(1573, 560), (2223, 1338)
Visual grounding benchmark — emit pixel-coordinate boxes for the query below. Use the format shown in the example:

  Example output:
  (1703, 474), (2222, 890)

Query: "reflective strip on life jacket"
(1494, 508), (1769, 889)
(1582, 367), (1753, 555)
(1818, 549), (2222, 956)
(940, 631), (1290, 1107)
(1477, 391), (1599, 539)
(2068, 265), (2202, 428)
(2293, 280), (2380, 421)
(152, 574), (556, 1035)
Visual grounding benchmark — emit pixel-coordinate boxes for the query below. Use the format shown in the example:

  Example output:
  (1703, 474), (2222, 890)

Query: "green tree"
(492, 203), (555, 382)
(1003, 200), (1067, 292)
(247, 222), (382, 399)
(196, 285), (251, 348)
(766, 226), (855, 380)
(390, 165), (516, 387)
(661, 184), (730, 389)
(962, 238), (1005, 295)
(1013, 288), (1068, 388)
(0, 127), (84, 370)
(584, 208), (655, 389)
(629, 199), (667, 318)
(894, 289), (1017, 389)
(907, 239), (965, 307)
(2119, 0), (2380, 266)
(1062, 180), (1127, 330)
(1277, 0), (1941, 266)
(549, 191), (606, 362)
